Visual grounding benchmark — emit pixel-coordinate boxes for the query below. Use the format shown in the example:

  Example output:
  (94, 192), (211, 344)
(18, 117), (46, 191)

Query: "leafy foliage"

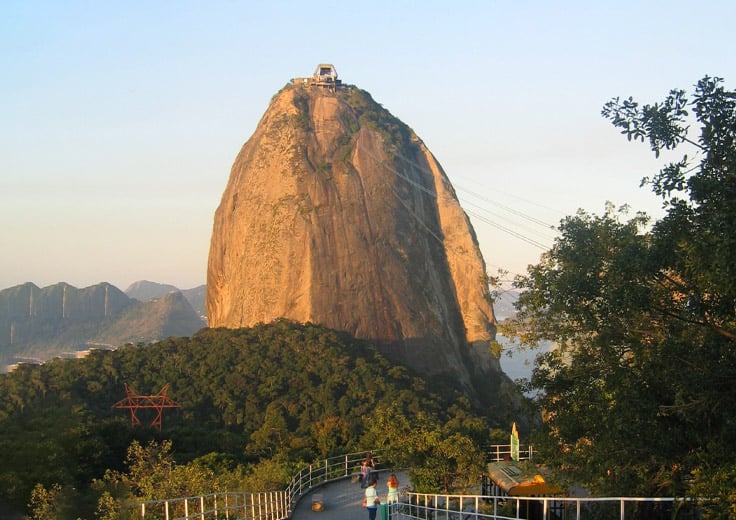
(342, 87), (415, 150)
(0, 320), (502, 518)
(511, 77), (736, 513)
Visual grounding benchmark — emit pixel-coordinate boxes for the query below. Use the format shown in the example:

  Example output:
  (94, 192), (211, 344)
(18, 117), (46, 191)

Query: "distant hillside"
(493, 289), (520, 321)
(125, 280), (180, 300)
(125, 280), (206, 320)
(0, 282), (206, 370)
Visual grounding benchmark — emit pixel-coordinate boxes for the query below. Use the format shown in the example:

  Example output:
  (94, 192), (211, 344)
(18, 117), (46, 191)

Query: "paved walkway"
(291, 470), (409, 520)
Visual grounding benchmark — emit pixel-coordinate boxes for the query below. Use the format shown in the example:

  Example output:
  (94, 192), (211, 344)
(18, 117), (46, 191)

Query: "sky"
(2, 1), (735, 292)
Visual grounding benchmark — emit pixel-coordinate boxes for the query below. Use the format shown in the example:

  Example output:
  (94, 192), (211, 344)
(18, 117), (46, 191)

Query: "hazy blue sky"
(2, 1), (735, 291)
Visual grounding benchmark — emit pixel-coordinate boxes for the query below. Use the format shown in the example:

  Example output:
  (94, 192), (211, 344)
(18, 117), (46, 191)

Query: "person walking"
(360, 451), (376, 488)
(362, 478), (380, 520)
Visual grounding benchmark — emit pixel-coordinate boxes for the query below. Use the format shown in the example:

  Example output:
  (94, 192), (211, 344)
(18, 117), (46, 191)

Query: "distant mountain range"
(0, 281), (206, 371)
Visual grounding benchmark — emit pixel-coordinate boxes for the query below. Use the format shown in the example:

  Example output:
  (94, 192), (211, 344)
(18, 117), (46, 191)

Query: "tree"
(27, 483), (62, 520)
(510, 77), (736, 513)
(363, 407), (485, 493)
(602, 76), (736, 333)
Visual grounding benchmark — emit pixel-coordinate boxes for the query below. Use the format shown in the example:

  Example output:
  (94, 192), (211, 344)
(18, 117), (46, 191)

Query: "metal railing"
(486, 444), (533, 462)
(137, 450), (378, 519)
(401, 492), (691, 520)
(137, 490), (288, 520)
(285, 450), (379, 506)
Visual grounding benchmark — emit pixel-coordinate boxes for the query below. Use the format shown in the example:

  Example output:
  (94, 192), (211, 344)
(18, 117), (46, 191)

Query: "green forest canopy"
(0, 320), (512, 519)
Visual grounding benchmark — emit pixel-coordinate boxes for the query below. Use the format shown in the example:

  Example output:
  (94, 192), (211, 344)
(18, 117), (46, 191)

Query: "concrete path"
(291, 470), (410, 520)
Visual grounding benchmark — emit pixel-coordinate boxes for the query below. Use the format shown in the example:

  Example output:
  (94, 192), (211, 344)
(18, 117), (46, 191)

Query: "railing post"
(542, 497), (548, 520)
(620, 498), (625, 520)
(199, 495), (205, 520)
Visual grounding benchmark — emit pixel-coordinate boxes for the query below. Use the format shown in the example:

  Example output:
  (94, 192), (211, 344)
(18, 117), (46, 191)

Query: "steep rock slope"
(207, 81), (503, 398)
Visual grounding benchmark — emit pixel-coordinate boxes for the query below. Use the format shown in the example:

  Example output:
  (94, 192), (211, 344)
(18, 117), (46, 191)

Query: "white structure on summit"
(294, 64), (342, 91)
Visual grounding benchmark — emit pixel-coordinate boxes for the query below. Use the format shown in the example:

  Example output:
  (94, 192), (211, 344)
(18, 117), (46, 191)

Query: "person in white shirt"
(363, 478), (380, 520)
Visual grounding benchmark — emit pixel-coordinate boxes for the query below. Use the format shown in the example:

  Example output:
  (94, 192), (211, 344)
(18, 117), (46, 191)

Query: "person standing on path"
(360, 452), (376, 488)
(385, 473), (399, 519)
(363, 478), (380, 520)
(386, 473), (399, 504)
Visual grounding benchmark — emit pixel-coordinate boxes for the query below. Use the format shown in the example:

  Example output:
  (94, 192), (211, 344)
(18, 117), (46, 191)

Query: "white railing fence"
(401, 492), (693, 520)
(137, 490), (288, 520)
(486, 444), (533, 462)
(136, 450), (379, 519)
(285, 450), (379, 506)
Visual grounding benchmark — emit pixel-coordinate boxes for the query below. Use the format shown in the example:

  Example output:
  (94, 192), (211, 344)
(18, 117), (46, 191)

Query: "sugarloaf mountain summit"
(207, 65), (509, 403)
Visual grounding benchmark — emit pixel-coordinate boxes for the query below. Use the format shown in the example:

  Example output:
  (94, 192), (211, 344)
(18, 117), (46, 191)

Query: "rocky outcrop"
(207, 81), (503, 399)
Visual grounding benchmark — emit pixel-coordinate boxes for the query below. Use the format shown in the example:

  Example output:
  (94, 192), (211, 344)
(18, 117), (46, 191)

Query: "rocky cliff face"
(207, 81), (504, 399)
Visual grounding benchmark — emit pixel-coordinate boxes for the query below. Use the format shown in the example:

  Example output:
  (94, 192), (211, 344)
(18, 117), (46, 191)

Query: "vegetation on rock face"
(342, 86), (415, 150)
(508, 76), (736, 516)
(0, 320), (510, 519)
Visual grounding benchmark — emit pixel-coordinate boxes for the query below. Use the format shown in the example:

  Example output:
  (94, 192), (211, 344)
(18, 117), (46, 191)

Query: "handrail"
(136, 450), (379, 519)
(486, 443), (533, 462)
(403, 492), (691, 520)
(285, 450), (380, 508)
(137, 490), (289, 520)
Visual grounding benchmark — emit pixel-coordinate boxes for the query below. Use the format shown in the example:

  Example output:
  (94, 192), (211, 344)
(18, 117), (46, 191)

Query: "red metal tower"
(113, 383), (181, 431)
